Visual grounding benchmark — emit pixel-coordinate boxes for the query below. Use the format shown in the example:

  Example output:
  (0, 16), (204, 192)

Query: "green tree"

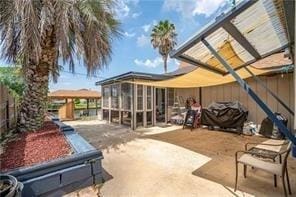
(151, 20), (177, 73)
(74, 98), (81, 105)
(0, 67), (25, 98)
(0, 0), (120, 132)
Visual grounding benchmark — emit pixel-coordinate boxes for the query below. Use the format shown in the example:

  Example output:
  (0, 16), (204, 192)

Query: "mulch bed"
(0, 121), (72, 172)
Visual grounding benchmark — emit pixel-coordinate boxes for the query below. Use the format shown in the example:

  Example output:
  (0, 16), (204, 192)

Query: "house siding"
(174, 73), (294, 130)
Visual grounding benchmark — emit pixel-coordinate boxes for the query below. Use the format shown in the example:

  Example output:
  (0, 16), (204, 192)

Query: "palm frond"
(0, 0), (121, 81)
(150, 20), (177, 72)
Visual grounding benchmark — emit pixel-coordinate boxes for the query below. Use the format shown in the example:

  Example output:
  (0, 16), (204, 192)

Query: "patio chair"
(235, 142), (292, 196)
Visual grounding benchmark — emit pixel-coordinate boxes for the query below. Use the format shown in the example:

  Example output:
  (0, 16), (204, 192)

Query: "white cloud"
(126, 0), (139, 5)
(114, 0), (140, 19)
(132, 12), (141, 18)
(136, 34), (150, 47)
(142, 20), (157, 33)
(193, 0), (226, 17)
(134, 57), (178, 69)
(142, 24), (151, 33)
(123, 31), (136, 38)
(163, 0), (227, 18)
(114, 0), (130, 18)
(134, 57), (163, 68)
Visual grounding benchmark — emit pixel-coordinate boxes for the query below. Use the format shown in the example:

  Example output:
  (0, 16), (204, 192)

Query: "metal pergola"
(171, 0), (296, 144)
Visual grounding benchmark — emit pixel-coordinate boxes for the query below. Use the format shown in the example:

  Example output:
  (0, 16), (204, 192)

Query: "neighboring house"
(96, 63), (294, 130)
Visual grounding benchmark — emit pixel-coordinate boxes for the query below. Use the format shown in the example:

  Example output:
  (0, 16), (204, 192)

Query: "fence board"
(0, 84), (17, 134)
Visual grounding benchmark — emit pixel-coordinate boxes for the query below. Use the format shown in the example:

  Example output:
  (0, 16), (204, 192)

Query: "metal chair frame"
(235, 142), (292, 196)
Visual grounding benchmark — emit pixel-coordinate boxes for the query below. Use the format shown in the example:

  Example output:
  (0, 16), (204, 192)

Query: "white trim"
(143, 86), (147, 127)
(119, 84), (122, 124)
(102, 85), (111, 109)
(136, 84), (144, 111)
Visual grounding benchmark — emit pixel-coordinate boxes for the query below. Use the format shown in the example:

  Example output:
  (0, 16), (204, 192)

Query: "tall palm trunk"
(18, 65), (49, 131)
(18, 27), (56, 132)
(163, 55), (168, 73)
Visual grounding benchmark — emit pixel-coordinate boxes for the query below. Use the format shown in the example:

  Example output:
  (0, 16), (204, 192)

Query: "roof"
(95, 71), (169, 85)
(170, 0), (294, 75)
(164, 65), (196, 76)
(95, 66), (197, 86)
(48, 89), (101, 99)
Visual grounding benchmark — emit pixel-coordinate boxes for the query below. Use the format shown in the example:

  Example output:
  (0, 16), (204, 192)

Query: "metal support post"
(202, 38), (296, 144)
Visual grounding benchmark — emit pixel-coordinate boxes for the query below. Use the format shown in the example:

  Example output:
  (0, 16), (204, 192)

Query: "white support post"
(153, 87), (156, 126)
(165, 88), (168, 124)
(132, 84), (137, 130)
(108, 85), (111, 124)
(143, 86), (147, 127)
(119, 83), (122, 125)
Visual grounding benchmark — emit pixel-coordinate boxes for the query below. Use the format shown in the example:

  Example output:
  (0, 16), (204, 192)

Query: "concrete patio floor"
(64, 120), (296, 197)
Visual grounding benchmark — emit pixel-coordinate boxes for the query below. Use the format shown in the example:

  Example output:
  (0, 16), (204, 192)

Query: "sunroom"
(96, 71), (181, 129)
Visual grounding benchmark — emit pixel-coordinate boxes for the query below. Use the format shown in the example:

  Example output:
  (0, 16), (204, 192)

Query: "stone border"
(6, 118), (104, 196)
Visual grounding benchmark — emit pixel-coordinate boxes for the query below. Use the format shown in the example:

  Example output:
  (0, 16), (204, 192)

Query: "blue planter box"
(5, 119), (103, 196)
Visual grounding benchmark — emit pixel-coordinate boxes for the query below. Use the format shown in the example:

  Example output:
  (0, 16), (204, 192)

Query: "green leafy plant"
(74, 98), (81, 105)
(0, 66), (25, 99)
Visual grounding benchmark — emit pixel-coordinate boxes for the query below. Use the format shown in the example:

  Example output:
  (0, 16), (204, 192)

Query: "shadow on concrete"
(143, 128), (296, 197)
(68, 122), (140, 152)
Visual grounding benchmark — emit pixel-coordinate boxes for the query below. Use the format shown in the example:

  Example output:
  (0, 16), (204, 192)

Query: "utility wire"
(60, 70), (107, 79)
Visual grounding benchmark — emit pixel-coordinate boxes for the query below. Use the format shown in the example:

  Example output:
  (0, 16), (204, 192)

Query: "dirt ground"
(65, 120), (296, 197)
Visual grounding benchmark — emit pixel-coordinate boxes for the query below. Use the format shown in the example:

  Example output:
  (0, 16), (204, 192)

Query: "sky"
(0, 0), (233, 91)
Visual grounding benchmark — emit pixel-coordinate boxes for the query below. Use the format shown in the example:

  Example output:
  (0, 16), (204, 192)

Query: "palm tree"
(0, 0), (120, 132)
(151, 20), (177, 73)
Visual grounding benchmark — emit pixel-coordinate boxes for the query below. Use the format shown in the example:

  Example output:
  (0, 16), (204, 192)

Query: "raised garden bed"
(1, 121), (71, 171)
(1, 118), (103, 196)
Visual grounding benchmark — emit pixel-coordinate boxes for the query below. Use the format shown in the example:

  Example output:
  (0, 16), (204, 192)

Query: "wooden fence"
(0, 83), (17, 135)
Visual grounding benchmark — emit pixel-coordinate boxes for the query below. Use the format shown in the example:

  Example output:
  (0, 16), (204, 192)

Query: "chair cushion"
(256, 139), (285, 152)
(238, 154), (283, 176)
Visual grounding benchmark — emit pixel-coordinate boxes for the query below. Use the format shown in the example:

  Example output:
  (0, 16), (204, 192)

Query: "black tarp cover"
(201, 101), (248, 130)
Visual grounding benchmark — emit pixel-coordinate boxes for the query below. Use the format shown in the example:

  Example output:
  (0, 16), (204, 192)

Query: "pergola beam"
(222, 21), (261, 60)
